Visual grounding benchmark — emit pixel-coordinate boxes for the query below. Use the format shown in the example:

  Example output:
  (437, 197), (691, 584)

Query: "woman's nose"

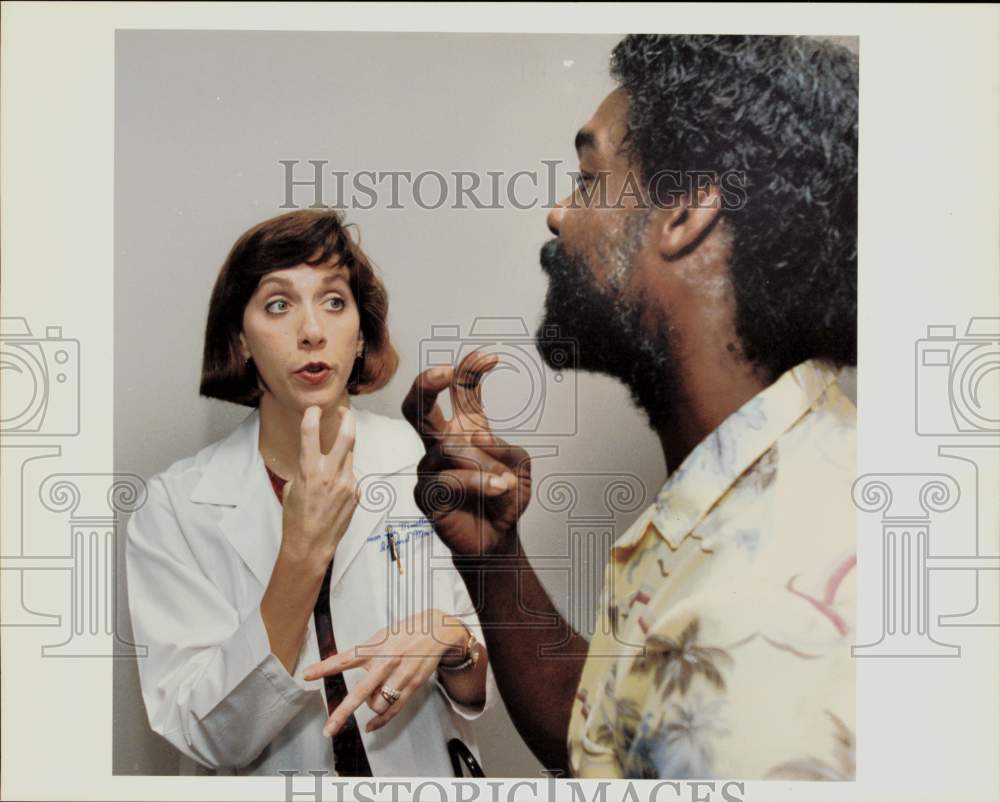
(298, 310), (326, 347)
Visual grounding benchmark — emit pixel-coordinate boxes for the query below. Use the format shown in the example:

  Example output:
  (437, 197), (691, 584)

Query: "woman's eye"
(264, 299), (289, 314)
(324, 296), (345, 311)
(575, 172), (595, 191)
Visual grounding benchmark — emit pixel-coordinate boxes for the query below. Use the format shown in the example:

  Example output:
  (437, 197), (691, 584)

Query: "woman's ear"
(657, 183), (722, 260)
(238, 332), (251, 362)
(356, 335), (366, 359)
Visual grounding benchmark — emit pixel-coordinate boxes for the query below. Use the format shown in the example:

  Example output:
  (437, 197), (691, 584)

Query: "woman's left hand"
(303, 608), (468, 736)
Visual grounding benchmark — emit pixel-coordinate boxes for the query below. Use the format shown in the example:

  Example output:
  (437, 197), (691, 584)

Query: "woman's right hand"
(280, 405), (359, 564)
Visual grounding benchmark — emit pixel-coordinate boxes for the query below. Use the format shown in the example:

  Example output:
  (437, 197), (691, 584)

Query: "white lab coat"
(125, 406), (498, 776)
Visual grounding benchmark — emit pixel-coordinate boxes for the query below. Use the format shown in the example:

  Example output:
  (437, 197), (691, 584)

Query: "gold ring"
(379, 685), (402, 705)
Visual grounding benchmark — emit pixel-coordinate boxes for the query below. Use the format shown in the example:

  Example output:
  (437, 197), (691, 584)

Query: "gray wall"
(113, 31), (856, 777)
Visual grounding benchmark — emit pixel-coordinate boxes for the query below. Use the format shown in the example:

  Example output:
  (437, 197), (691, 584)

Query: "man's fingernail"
(488, 476), (506, 491)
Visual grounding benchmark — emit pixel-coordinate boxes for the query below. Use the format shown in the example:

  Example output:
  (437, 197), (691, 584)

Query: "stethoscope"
(447, 739), (485, 777)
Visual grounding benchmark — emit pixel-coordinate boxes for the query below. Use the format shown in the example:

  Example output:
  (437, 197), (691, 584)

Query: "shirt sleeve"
(125, 477), (323, 770)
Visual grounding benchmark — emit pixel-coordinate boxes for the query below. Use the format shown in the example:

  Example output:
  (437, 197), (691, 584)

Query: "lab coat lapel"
(189, 410), (283, 589)
(189, 407), (414, 593)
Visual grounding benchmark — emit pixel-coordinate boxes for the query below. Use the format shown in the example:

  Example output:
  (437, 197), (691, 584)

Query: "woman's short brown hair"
(200, 209), (399, 407)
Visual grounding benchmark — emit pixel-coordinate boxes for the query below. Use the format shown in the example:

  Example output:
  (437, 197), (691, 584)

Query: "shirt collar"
(614, 359), (841, 552)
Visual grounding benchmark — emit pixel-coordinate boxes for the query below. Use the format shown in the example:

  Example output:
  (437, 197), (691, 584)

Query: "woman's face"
(239, 260), (363, 414)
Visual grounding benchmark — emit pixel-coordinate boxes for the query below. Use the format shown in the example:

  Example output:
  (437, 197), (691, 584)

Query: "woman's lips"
(294, 367), (332, 386)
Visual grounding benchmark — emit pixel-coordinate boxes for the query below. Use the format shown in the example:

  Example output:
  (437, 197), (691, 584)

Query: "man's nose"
(546, 197), (568, 236)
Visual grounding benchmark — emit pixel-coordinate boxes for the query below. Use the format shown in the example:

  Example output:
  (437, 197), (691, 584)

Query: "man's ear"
(657, 182), (722, 260)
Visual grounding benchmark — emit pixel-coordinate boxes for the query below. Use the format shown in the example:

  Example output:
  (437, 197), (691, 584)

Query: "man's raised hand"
(401, 351), (531, 557)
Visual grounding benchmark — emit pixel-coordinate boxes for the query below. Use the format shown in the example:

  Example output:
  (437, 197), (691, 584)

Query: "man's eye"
(264, 299), (288, 314)
(575, 173), (596, 191)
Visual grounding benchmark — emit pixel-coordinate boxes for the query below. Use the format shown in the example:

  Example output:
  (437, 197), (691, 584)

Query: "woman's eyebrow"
(257, 270), (348, 293)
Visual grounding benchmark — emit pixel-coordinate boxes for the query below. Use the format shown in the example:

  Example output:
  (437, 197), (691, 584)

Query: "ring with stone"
(379, 685), (402, 705)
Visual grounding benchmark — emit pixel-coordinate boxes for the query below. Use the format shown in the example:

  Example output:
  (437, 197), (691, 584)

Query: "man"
(402, 34), (858, 779)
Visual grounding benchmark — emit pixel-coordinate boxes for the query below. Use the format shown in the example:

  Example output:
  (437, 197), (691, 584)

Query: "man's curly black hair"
(610, 34), (858, 380)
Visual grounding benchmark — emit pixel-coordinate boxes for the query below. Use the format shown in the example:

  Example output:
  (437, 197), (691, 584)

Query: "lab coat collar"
(189, 406), (411, 590)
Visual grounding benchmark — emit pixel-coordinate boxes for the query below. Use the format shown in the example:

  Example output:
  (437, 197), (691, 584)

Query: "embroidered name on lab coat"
(367, 519), (434, 551)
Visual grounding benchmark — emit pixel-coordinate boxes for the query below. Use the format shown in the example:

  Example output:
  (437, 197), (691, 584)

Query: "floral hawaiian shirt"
(568, 359), (857, 780)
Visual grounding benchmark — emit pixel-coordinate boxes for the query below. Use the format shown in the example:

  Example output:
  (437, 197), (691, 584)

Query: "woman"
(126, 209), (496, 777)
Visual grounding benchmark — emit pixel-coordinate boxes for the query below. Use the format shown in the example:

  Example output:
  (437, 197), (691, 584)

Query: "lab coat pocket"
(369, 516), (441, 629)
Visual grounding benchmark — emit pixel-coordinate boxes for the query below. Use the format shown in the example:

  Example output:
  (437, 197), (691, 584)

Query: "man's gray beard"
(535, 228), (684, 432)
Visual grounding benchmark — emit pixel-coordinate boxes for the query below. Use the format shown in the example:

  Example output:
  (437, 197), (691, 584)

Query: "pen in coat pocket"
(386, 528), (403, 575)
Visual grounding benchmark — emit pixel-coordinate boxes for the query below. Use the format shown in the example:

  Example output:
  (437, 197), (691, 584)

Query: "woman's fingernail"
(488, 476), (506, 492)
